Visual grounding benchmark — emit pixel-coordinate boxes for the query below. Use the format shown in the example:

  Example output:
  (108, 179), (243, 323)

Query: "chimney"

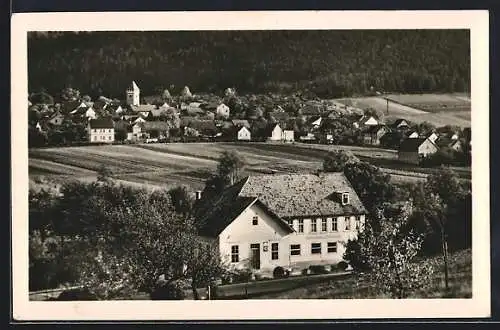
(195, 190), (202, 200)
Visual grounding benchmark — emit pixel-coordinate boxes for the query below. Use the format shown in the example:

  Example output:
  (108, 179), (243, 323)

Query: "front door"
(250, 243), (260, 270)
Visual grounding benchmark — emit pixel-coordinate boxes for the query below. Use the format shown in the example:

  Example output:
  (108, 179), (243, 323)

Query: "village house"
(87, 118), (115, 143)
(194, 173), (367, 277)
(131, 121), (171, 141)
(353, 114), (379, 128)
(48, 112), (64, 126)
(362, 125), (390, 146)
(216, 103), (230, 118)
(391, 119), (410, 130)
(398, 137), (439, 164)
(308, 116), (323, 130)
(436, 137), (464, 153)
(264, 123), (283, 141)
(406, 130), (420, 139)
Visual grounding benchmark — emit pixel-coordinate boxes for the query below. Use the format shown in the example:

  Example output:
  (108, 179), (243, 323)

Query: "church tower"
(126, 81), (140, 106)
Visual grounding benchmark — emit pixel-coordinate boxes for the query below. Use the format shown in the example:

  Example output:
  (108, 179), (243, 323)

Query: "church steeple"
(126, 81), (140, 106)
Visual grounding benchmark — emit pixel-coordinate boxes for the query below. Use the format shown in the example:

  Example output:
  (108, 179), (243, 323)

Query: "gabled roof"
(88, 118), (114, 129)
(399, 138), (436, 152)
(231, 119), (251, 128)
(245, 173), (365, 217)
(195, 179), (294, 238)
(136, 121), (171, 131)
(130, 104), (156, 113)
(129, 81), (140, 91)
(263, 122), (281, 136)
(391, 118), (409, 127)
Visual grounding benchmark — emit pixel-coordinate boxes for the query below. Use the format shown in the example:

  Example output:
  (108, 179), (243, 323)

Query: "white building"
(216, 103), (230, 118)
(195, 173), (367, 277)
(87, 118), (115, 143)
(126, 81), (140, 106)
(236, 126), (251, 141)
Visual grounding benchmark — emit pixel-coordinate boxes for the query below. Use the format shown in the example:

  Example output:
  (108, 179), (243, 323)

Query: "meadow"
(29, 142), (470, 192)
(335, 94), (471, 127)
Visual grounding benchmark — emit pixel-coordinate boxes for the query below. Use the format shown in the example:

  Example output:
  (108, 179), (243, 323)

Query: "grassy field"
(256, 248), (472, 299)
(28, 142), (470, 191)
(335, 94), (470, 127)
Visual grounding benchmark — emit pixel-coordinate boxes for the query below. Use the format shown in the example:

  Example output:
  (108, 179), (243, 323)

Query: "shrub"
(337, 261), (349, 271)
(56, 288), (97, 301)
(150, 282), (186, 300)
(273, 266), (286, 279)
(309, 265), (329, 274)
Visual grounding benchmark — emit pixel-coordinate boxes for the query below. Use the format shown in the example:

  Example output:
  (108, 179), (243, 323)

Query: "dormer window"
(342, 193), (350, 205)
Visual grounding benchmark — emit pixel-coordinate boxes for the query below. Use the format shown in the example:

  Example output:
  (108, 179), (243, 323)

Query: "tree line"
(28, 30), (470, 99)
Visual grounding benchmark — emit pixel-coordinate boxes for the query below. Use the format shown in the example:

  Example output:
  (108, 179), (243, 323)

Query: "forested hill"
(28, 30), (470, 99)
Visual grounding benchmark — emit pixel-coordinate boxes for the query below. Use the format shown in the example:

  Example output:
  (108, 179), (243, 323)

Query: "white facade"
(267, 124), (283, 141)
(364, 117), (379, 126)
(88, 127), (115, 143)
(237, 126), (251, 141)
(126, 81), (140, 106)
(282, 130), (295, 142)
(218, 202), (364, 275)
(216, 103), (230, 118)
(85, 107), (96, 120)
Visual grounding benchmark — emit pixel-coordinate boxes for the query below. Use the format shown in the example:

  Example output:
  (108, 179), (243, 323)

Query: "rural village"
(28, 30), (472, 301)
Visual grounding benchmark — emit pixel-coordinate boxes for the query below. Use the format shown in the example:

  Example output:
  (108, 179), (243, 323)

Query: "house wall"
(268, 125), (283, 141)
(219, 203), (364, 275)
(237, 127), (251, 141)
(85, 109), (96, 120)
(89, 128), (115, 143)
(282, 130), (295, 142)
(418, 140), (439, 157)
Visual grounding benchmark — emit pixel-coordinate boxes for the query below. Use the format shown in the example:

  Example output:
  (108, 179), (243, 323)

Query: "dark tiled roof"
(139, 121), (171, 131)
(231, 119), (251, 128)
(398, 138), (429, 152)
(89, 118), (114, 129)
(131, 104), (156, 113)
(237, 173), (366, 218)
(196, 173), (367, 237)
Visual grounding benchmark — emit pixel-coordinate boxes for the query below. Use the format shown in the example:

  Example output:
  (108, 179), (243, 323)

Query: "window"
(356, 216), (361, 230)
(321, 218), (327, 232)
(231, 245), (239, 263)
(332, 218), (338, 231)
(271, 243), (279, 260)
(345, 217), (351, 231)
(109, 136), (112, 140)
(311, 219), (317, 232)
(93, 136), (97, 141)
(342, 193), (350, 205)
(287, 219), (293, 228)
(298, 219), (304, 233)
(252, 216), (258, 226)
(290, 244), (301, 256)
(327, 242), (338, 253)
(311, 243), (321, 254)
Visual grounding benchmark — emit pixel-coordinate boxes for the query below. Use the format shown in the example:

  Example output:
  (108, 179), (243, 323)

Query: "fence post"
(207, 285), (211, 300)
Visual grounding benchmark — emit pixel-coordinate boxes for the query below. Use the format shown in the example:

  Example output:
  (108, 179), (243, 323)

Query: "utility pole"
(386, 98), (389, 115)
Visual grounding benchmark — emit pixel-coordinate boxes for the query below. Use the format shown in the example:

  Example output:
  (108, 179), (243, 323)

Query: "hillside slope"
(28, 30), (470, 98)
